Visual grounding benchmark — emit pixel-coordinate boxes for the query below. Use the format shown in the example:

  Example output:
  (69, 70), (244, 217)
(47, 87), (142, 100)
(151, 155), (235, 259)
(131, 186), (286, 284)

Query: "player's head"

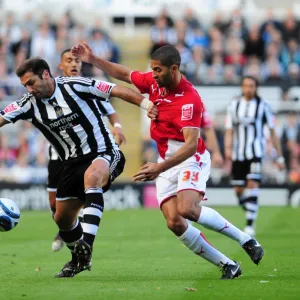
(241, 75), (259, 100)
(150, 45), (181, 88)
(16, 57), (54, 98)
(59, 48), (82, 77)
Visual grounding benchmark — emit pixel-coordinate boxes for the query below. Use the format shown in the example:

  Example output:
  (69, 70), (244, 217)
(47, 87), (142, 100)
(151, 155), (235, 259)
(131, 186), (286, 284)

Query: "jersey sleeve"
(0, 94), (33, 123)
(72, 77), (115, 100)
(225, 102), (233, 129)
(130, 71), (152, 94)
(201, 107), (213, 128)
(172, 95), (202, 132)
(262, 102), (275, 129)
(96, 101), (116, 116)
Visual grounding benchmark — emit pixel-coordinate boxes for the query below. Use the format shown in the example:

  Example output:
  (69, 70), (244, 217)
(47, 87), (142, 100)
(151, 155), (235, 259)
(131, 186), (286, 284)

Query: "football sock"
(82, 187), (104, 247)
(178, 224), (235, 266)
(78, 208), (84, 223)
(242, 188), (259, 227)
(59, 218), (83, 262)
(198, 206), (251, 245)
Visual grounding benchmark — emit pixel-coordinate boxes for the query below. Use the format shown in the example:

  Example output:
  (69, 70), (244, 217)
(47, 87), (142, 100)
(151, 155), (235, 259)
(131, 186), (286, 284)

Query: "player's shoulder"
(16, 93), (34, 106)
(56, 76), (94, 85)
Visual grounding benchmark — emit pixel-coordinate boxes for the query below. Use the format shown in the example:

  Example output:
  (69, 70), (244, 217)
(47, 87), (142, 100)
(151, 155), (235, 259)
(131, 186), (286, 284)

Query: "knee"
(84, 169), (103, 187)
(166, 217), (187, 236)
(177, 201), (199, 221)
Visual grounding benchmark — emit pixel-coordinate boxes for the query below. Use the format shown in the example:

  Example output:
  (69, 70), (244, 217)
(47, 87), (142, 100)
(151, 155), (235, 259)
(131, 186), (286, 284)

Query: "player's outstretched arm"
(110, 85), (157, 120)
(72, 42), (132, 84)
(0, 116), (9, 127)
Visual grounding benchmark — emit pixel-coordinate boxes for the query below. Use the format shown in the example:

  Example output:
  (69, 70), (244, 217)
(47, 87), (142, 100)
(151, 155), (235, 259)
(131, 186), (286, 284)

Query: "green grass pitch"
(0, 207), (299, 300)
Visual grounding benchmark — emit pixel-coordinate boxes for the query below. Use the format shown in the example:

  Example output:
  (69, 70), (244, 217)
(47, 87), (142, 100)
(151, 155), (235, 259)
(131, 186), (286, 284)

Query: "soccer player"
(72, 42), (264, 279)
(224, 76), (285, 235)
(50, 49), (126, 252)
(0, 57), (157, 277)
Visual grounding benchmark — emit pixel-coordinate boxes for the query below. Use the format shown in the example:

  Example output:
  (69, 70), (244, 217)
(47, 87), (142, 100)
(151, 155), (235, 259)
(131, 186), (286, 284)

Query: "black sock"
(59, 219), (83, 262)
(82, 187), (104, 247)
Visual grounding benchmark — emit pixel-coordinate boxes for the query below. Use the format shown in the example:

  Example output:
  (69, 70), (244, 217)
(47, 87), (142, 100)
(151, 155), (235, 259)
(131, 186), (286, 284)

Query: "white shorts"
(156, 150), (211, 208)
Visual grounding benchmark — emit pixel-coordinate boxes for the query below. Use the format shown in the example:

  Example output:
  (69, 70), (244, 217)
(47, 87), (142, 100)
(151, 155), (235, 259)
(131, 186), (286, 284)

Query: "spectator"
(183, 7), (202, 30)
(260, 8), (282, 36)
(280, 39), (300, 71)
(212, 12), (228, 34)
(244, 25), (265, 59)
(281, 11), (300, 43)
(150, 16), (177, 55)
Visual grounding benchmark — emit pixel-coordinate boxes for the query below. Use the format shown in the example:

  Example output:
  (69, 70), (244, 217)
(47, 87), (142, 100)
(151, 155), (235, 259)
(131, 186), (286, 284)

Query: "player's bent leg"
(54, 199), (83, 278)
(48, 191), (64, 252)
(161, 197), (241, 279)
(73, 159), (109, 273)
(177, 189), (264, 265)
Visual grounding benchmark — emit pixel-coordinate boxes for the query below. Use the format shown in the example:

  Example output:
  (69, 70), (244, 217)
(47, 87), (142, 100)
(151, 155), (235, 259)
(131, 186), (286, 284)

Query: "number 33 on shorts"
(182, 171), (199, 182)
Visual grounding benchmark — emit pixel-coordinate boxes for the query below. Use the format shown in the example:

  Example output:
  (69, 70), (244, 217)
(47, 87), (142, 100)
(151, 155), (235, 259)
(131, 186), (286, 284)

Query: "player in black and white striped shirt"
(49, 49), (126, 253)
(0, 57), (157, 277)
(225, 76), (285, 235)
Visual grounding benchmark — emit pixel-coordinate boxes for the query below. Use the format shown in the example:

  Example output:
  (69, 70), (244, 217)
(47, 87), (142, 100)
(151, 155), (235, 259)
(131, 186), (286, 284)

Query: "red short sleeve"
(173, 96), (203, 131)
(130, 71), (153, 94)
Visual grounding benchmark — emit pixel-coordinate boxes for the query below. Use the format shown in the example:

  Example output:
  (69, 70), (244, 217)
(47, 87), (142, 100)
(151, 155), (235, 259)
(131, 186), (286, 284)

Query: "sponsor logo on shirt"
(96, 81), (111, 94)
(4, 103), (19, 114)
(175, 92), (184, 97)
(155, 98), (172, 105)
(181, 104), (194, 120)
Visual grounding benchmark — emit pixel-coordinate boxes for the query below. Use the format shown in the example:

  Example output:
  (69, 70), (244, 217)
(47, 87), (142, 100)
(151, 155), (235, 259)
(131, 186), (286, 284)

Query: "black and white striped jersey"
(0, 76), (119, 161)
(225, 96), (275, 161)
(48, 97), (116, 161)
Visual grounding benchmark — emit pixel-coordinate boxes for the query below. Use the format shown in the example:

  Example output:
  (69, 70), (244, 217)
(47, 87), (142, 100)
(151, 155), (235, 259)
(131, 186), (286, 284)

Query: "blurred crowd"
(150, 8), (300, 87)
(0, 8), (299, 184)
(0, 10), (120, 101)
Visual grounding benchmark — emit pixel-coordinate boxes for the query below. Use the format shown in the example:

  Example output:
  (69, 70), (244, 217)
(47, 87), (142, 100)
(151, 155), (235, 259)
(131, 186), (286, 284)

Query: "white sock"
(198, 206), (251, 245)
(178, 224), (235, 267)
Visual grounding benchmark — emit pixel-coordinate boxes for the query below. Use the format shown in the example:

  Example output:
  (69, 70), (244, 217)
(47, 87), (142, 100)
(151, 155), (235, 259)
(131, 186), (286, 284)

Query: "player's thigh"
(55, 198), (83, 229)
(246, 160), (262, 187)
(231, 160), (249, 187)
(176, 153), (210, 212)
(48, 191), (56, 213)
(161, 196), (187, 236)
(84, 158), (110, 188)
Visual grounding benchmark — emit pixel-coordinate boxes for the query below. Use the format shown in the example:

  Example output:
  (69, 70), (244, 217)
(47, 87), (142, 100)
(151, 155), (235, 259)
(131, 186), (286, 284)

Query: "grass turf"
(0, 207), (299, 300)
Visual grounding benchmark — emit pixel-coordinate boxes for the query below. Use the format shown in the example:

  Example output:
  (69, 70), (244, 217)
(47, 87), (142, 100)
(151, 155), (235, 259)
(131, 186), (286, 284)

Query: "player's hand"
(71, 41), (93, 63)
(212, 151), (224, 167)
(112, 127), (126, 146)
(275, 156), (286, 171)
(133, 162), (161, 181)
(147, 104), (158, 121)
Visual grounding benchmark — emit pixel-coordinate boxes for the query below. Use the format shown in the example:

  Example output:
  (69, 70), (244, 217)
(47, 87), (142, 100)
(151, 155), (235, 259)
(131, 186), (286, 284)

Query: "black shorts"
(47, 159), (64, 191)
(56, 150), (125, 202)
(231, 159), (262, 186)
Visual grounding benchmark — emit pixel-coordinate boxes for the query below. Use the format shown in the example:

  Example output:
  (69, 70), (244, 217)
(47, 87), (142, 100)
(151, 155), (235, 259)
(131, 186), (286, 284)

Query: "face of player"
(150, 59), (177, 88)
(59, 51), (82, 76)
(241, 78), (257, 100)
(20, 70), (54, 98)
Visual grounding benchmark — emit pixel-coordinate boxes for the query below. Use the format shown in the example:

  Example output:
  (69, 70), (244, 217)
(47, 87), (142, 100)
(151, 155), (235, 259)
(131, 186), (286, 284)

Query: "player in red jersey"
(72, 42), (264, 279)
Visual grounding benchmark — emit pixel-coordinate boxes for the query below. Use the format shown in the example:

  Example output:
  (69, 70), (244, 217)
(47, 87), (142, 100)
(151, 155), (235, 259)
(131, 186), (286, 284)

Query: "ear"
(171, 65), (178, 74)
(58, 63), (63, 71)
(42, 69), (50, 79)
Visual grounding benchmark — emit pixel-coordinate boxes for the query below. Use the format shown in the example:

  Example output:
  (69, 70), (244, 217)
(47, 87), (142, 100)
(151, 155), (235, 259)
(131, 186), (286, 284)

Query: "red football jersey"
(131, 71), (206, 159)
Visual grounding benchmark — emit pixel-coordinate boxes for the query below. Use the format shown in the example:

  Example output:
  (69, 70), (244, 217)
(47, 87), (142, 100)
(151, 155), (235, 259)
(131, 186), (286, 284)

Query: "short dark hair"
(151, 45), (181, 67)
(241, 75), (259, 87)
(16, 57), (52, 79)
(61, 48), (72, 58)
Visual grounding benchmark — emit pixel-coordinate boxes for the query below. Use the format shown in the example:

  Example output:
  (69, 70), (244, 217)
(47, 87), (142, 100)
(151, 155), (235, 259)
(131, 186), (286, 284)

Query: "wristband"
(113, 123), (122, 128)
(140, 98), (152, 111)
(276, 156), (285, 164)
